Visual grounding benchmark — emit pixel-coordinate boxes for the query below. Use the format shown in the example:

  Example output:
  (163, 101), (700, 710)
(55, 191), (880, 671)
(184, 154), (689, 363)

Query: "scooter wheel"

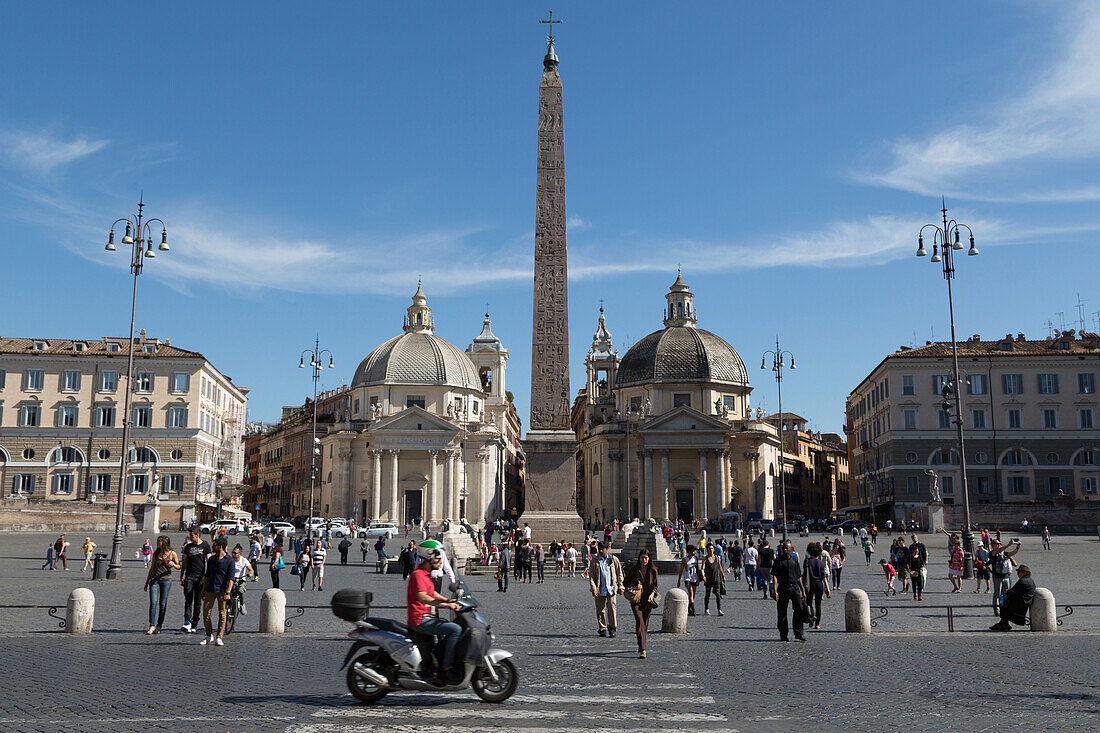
(346, 654), (389, 704)
(472, 658), (519, 703)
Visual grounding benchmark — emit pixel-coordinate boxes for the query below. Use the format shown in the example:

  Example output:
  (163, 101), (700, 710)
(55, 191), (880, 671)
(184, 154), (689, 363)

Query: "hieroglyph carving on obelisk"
(530, 17), (571, 431)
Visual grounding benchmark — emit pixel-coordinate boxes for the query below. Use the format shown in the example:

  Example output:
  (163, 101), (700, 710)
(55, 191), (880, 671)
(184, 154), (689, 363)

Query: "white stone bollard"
(66, 588), (94, 634)
(844, 588), (871, 633)
(259, 588), (286, 633)
(1029, 587), (1057, 632)
(661, 587), (689, 633)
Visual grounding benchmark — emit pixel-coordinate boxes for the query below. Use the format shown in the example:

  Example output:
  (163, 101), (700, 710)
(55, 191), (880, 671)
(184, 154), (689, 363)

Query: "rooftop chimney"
(972, 334), (980, 342)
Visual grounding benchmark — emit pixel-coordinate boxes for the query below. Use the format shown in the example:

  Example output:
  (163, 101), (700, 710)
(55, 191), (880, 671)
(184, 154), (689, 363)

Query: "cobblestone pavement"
(0, 531), (1097, 732)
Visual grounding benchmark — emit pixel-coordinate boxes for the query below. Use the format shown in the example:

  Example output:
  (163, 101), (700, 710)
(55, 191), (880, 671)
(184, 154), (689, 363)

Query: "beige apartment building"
(846, 329), (1100, 529)
(0, 332), (247, 528)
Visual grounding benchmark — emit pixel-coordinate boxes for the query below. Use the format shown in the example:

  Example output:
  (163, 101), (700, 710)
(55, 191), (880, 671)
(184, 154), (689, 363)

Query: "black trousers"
(498, 568), (509, 591)
(776, 588), (806, 639)
(182, 574), (203, 628)
(806, 580), (825, 624)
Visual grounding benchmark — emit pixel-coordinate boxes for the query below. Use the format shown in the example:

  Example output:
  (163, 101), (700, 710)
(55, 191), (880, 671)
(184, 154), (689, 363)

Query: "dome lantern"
(404, 280), (435, 334)
(664, 269), (697, 328)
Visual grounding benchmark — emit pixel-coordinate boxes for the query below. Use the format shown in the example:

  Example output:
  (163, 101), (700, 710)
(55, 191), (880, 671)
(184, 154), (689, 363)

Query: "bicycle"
(224, 578), (247, 635)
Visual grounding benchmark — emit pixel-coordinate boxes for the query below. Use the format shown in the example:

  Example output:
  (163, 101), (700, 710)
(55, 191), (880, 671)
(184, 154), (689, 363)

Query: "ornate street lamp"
(761, 337), (796, 541)
(299, 338), (334, 534)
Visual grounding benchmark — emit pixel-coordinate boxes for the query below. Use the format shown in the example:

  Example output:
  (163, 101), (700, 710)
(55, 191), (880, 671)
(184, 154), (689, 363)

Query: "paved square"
(1, 530), (1097, 732)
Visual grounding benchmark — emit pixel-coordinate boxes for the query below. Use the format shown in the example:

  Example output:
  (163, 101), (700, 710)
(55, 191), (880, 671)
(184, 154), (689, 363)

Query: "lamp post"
(862, 437), (881, 526)
(299, 338), (334, 535)
(761, 337), (796, 542)
(916, 198), (978, 578)
(104, 195), (169, 579)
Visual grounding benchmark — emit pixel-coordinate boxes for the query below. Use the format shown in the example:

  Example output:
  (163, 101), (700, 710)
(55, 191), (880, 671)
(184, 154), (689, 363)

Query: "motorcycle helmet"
(416, 538), (443, 563)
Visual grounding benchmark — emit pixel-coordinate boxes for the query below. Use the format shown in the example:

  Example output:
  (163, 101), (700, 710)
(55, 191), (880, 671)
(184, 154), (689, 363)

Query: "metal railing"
(871, 602), (1100, 632)
(284, 604), (403, 630)
(0, 605), (67, 629)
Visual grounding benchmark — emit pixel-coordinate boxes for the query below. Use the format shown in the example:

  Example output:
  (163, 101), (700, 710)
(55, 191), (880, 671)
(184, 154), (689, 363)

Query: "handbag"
(648, 589), (662, 609)
(274, 557), (286, 571)
(290, 564), (301, 576)
(624, 583), (643, 604)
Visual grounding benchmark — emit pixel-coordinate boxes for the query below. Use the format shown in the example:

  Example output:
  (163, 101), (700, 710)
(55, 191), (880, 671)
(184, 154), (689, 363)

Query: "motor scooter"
(331, 575), (518, 704)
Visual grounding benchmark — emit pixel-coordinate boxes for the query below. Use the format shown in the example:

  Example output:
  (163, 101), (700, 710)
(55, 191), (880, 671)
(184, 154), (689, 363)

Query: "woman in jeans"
(535, 544), (546, 584)
(701, 543), (725, 616)
(296, 541), (313, 591)
(143, 536), (179, 635)
(829, 545), (844, 590)
(908, 544), (926, 601)
(802, 542), (830, 629)
(625, 549), (658, 659)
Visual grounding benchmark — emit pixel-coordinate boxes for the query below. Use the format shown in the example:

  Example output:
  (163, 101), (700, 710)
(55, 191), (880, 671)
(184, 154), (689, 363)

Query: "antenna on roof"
(1058, 311), (1066, 332)
(1045, 318), (1055, 338)
(1075, 293), (1087, 332)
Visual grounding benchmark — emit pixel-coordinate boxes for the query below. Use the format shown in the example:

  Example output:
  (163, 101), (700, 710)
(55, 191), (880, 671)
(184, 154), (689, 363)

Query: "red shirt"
(883, 563), (897, 580)
(407, 567), (434, 626)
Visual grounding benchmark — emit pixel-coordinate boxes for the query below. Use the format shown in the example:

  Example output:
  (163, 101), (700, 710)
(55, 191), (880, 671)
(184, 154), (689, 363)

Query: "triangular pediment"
(640, 405), (729, 433)
(370, 406), (460, 434)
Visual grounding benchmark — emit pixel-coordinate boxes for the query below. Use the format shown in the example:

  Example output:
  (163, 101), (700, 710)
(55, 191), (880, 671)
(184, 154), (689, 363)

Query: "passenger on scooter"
(408, 544), (461, 684)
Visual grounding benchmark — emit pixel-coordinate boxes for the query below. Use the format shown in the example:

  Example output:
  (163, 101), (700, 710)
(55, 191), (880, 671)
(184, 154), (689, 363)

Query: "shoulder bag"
(648, 589), (662, 609)
(624, 583), (643, 604)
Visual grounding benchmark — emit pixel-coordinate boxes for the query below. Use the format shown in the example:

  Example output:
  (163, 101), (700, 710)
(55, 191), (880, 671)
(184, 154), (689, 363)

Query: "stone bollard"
(661, 587), (689, 633)
(259, 588), (286, 633)
(844, 588), (871, 633)
(66, 588), (94, 634)
(1029, 587), (1057, 632)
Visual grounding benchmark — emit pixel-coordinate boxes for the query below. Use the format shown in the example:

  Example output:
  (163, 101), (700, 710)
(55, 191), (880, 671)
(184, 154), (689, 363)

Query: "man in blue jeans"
(407, 543), (461, 685)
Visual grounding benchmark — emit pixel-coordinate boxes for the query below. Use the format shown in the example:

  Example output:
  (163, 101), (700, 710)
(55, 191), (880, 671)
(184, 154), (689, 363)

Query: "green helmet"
(416, 538), (443, 563)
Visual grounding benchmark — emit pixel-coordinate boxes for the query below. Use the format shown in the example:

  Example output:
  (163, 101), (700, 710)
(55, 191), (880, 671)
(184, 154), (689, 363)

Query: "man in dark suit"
(990, 565), (1036, 631)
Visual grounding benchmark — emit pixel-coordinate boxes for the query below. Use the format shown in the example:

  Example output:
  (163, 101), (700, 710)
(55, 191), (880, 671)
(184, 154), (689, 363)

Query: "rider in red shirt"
(407, 545), (461, 683)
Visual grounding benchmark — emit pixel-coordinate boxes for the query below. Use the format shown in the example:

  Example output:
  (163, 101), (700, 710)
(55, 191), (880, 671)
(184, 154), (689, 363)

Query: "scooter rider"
(408, 542), (461, 684)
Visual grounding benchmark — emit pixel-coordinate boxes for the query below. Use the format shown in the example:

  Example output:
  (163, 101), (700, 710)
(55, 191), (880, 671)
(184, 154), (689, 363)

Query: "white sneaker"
(200, 635), (213, 645)
(214, 638), (224, 646)
(181, 622), (191, 633)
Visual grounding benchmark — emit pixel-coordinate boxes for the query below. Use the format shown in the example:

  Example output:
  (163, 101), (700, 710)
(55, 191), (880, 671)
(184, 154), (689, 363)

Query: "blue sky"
(2, 2), (1099, 433)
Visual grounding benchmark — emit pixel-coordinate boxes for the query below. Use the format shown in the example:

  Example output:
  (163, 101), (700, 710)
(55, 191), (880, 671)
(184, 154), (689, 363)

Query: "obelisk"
(522, 15), (583, 543)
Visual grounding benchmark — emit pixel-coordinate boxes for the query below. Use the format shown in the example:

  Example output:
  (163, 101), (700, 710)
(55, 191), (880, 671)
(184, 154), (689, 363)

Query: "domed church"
(319, 283), (523, 526)
(573, 272), (783, 525)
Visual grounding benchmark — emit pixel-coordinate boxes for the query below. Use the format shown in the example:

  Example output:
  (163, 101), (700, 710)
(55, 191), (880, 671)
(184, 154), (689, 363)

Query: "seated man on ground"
(990, 564), (1036, 631)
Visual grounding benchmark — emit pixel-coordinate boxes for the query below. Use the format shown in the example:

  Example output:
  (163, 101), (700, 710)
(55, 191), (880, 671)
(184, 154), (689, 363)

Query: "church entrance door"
(676, 489), (694, 523)
(404, 490), (423, 525)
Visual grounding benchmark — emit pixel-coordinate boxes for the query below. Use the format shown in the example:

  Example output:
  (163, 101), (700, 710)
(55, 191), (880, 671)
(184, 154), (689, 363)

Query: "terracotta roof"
(0, 336), (205, 360)
(890, 332), (1100, 359)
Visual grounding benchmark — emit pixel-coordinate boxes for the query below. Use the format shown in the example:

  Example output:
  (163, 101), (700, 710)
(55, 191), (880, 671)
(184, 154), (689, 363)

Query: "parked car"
(330, 523), (357, 539)
(826, 519), (865, 535)
(200, 519), (244, 535)
(357, 522), (399, 540)
(263, 521), (296, 536)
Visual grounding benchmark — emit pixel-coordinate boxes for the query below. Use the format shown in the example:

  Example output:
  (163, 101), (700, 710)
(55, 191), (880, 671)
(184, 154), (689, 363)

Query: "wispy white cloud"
(0, 130), (108, 174)
(856, 2), (1100, 202)
(567, 215), (591, 230)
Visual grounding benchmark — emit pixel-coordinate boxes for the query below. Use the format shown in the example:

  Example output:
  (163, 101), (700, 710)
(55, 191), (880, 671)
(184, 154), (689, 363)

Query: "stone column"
(699, 449), (709, 521)
(455, 450), (465, 521)
(660, 450), (670, 521)
(442, 450), (453, 521)
(643, 450), (654, 520)
(388, 449), (399, 522)
(479, 450), (492, 524)
(427, 450), (439, 521)
(718, 449), (728, 514)
(371, 449), (382, 522)
(610, 453), (622, 521)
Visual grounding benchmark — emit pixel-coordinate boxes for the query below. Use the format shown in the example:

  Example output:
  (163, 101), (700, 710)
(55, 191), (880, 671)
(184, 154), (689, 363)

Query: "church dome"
(614, 272), (748, 388)
(351, 284), (482, 390)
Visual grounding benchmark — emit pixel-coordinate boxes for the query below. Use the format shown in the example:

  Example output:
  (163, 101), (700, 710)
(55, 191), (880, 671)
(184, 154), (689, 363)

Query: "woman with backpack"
(269, 545), (285, 588)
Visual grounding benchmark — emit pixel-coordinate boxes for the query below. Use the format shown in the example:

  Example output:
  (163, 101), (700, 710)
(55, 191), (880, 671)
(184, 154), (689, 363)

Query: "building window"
(967, 374), (987, 395)
(52, 473), (74, 494)
(59, 405), (78, 427)
(12, 474), (36, 494)
(1004, 449), (1033, 466)
(23, 369), (44, 391)
(134, 371), (154, 393)
(99, 371), (118, 392)
(95, 406), (115, 427)
(171, 372), (190, 393)
(142, 344), (157, 354)
(0, 368), (5, 389)
(907, 476), (918, 495)
(1002, 374), (1023, 395)
(630, 396), (642, 412)
(127, 474), (148, 494)
(673, 393), (691, 408)
(933, 375), (951, 396)
(22, 448), (35, 460)
(1006, 409), (1022, 429)
(406, 395), (425, 409)
(1046, 475), (1066, 496)
(1042, 408), (1058, 429)
(723, 395), (737, 411)
(1073, 449), (1096, 466)
(971, 409), (986, 429)
(976, 476), (993, 495)
(133, 406), (152, 428)
(905, 451), (918, 463)
(92, 474), (111, 494)
(1080, 409), (1095, 430)
(903, 410), (917, 430)
(61, 370), (81, 392)
(106, 342), (120, 352)
(353, 398), (360, 415)
(1083, 476), (1098, 495)
(20, 404), (41, 427)
(1078, 372), (1096, 395)
(941, 475), (954, 494)
(1038, 373), (1059, 394)
(938, 409), (951, 430)
(33, 341), (46, 351)
(164, 474), (184, 493)
(472, 400), (480, 415)
(1008, 476), (1031, 495)
(167, 405), (188, 428)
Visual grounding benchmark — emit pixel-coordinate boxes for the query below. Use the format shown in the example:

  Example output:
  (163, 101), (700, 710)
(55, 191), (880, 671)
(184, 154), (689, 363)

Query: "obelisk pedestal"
(522, 28), (584, 546)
